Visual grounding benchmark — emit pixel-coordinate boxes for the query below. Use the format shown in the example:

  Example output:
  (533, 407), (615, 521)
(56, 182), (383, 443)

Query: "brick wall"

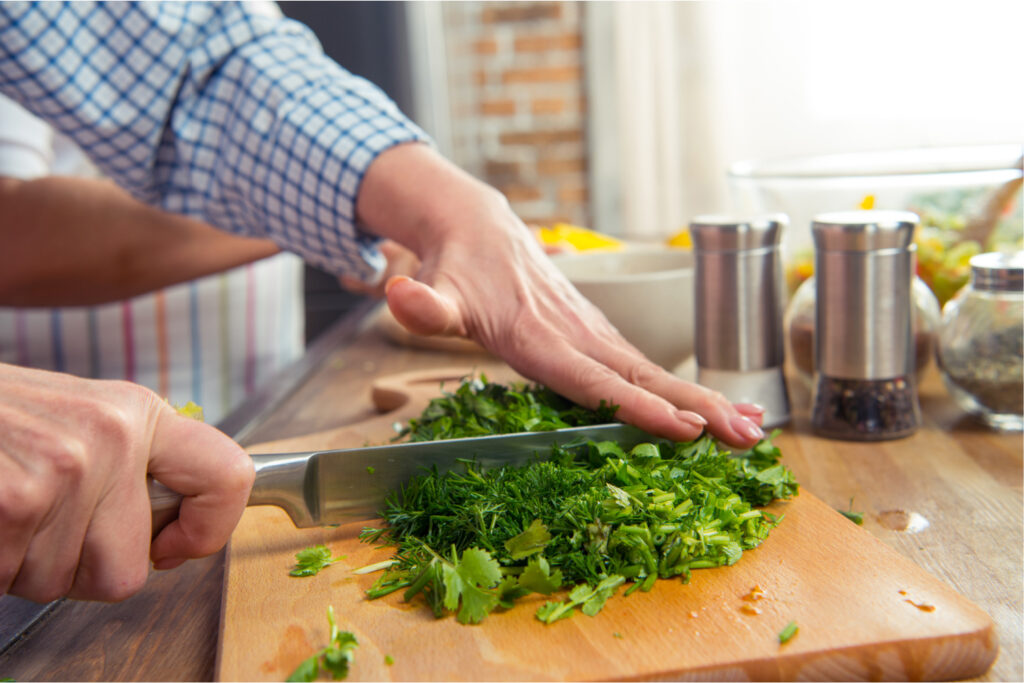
(442, 2), (589, 227)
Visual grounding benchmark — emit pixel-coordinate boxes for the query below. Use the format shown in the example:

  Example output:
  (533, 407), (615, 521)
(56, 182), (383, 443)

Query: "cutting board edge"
(609, 625), (999, 682)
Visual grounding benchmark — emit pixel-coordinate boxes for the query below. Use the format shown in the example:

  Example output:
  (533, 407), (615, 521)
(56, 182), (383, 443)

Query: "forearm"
(1, 1), (428, 282)
(0, 176), (279, 306)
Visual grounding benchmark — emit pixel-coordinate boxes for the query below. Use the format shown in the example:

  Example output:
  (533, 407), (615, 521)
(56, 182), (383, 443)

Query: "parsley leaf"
(286, 606), (358, 682)
(290, 545), (344, 577)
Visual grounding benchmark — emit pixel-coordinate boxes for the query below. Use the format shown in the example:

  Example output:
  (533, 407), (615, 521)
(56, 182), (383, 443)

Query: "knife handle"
(147, 451), (318, 536)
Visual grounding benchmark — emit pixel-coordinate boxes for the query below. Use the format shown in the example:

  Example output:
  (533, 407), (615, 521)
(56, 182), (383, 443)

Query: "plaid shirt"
(0, 1), (430, 281)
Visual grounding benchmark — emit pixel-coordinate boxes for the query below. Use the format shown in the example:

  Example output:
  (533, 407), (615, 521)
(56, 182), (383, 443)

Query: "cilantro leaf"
(517, 556), (563, 595)
(286, 606), (358, 682)
(440, 547), (503, 624)
(504, 519), (552, 560)
(290, 545), (343, 577)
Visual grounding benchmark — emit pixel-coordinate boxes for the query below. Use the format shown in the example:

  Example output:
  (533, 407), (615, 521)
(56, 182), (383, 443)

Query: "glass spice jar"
(809, 211), (922, 440)
(785, 274), (940, 391)
(935, 251), (1024, 431)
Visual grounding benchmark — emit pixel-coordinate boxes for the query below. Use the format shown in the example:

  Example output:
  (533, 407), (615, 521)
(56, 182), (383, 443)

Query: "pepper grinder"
(690, 215), (790, 428)
(810, 210), (921, 440)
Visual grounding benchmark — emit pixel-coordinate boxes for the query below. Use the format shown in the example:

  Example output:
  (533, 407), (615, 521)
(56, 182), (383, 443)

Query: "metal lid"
(689, 214), (786, 252)
(970, 251), (1024, 292)
(812, 210), (918, 252)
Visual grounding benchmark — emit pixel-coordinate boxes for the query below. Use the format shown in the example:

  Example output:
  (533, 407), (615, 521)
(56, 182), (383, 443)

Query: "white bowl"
(551, 246), (695, 370)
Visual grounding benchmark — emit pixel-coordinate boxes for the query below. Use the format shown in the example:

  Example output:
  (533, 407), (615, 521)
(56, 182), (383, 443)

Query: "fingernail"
(152, 557), (186, 572)
(735, 402), (766, 416)
(384, 275), (409, 295)
(731, 414), (765, 441)
(676, 410), (708, 427)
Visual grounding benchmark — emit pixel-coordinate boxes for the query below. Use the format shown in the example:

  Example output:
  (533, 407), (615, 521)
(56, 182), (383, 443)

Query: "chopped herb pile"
(290, 545), (344, 577)
(398, 376), (617, 441)
(287, 606), (358, 682)
(361, 379), (798, 625)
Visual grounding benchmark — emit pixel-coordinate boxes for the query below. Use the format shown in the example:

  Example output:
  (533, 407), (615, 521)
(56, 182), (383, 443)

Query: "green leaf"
(441, 547), (502, 624)
(290, 545), (342, 577)
(778, 620), (799, 644)
(536, 600), (575, 624)
(517, 556), (563, 595)
(286, 607), (360, 681)
(322, 632), (358, 680)
(286, 656), (319, 682)
(504, 519), (552, 560)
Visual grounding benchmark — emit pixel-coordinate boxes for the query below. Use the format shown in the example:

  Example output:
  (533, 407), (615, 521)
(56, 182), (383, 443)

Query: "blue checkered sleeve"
(0, 1), (431, 280)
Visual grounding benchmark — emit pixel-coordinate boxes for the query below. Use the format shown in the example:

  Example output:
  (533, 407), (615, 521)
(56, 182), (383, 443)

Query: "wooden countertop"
(1, 303), (1020, 682)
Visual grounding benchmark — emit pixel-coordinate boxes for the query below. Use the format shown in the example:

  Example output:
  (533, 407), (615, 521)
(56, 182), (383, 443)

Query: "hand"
(356, 144), (766, 448)
(337, 239), (421, 298)
(0, 363), (254, 603)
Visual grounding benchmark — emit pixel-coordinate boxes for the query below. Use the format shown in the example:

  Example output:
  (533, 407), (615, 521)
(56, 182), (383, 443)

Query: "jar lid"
(970, 251), (1024, 291)
(812, 210), (918, 252)
(689, 214), (786, 252)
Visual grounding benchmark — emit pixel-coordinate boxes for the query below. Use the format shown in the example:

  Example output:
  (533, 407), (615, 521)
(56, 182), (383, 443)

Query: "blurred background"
(288, 0), (1023, 337)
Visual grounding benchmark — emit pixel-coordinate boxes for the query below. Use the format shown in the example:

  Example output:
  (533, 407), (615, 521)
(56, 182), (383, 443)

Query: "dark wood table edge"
(0, 298), (382, 659)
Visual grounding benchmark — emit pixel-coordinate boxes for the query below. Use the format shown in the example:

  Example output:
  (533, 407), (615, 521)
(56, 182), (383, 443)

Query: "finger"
(147, 408), (254, 565)
(385, 275), (465, 337)
(0, 409), (91, 602)
(503, 334), (709, 443)
(567, 332), (766, 449)
(66, 466), (153, 602)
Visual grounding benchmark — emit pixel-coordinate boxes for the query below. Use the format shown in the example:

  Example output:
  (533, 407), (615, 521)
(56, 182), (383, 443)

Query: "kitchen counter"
(0, 302), (1020, 682)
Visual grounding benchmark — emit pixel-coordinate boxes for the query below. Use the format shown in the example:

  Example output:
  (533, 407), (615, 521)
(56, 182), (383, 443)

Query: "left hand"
(356, 144), (766, 449)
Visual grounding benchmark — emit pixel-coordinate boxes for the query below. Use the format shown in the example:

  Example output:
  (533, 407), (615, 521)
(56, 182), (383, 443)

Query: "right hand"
(0, 363), (254, 603)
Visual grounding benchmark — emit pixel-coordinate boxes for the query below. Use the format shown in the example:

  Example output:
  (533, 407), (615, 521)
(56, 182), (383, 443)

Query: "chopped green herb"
(838, 498), (864, 525)
(286, 606), (358, 681)
(290, 545), (344, 577)
(366, 466), (375, 475)
(398, 376), (617, 442)
(384, 655), (394, 666)
(360, 379), (798, 625)
(613, 632), (624, 639)
(778, 620), (799, 644)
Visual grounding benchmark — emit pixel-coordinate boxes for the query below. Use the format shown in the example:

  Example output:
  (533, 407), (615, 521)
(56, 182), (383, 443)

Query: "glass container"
(936, 251), (1024, 431)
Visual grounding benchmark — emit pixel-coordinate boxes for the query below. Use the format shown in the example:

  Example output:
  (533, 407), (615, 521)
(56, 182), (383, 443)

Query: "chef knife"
(149, 423), (654, 530)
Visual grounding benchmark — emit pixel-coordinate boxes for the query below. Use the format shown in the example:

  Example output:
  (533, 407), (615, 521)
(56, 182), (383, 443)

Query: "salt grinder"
(810, 210), (921, 440)
(691, 215), (790, 428)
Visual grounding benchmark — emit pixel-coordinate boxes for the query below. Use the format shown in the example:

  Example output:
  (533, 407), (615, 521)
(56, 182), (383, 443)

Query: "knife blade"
(149, 423), (654, 530)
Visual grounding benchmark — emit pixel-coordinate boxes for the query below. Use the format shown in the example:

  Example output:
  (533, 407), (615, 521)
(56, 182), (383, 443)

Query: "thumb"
(385, 275), (465, 337)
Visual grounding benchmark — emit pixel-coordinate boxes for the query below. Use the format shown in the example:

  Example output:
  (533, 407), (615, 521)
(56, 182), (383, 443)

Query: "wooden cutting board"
(216, 368), (997, 681)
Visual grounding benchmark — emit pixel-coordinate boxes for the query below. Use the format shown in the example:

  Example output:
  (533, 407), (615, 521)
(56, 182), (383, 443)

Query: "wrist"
(355, 143), (516, 257)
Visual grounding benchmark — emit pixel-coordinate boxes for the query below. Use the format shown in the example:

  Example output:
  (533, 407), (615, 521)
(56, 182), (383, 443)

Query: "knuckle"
(223, 443), (256, 495)
(41, 433), (88, 479)
(0, 476), (48, 525)
(626, 359), (665, 387)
